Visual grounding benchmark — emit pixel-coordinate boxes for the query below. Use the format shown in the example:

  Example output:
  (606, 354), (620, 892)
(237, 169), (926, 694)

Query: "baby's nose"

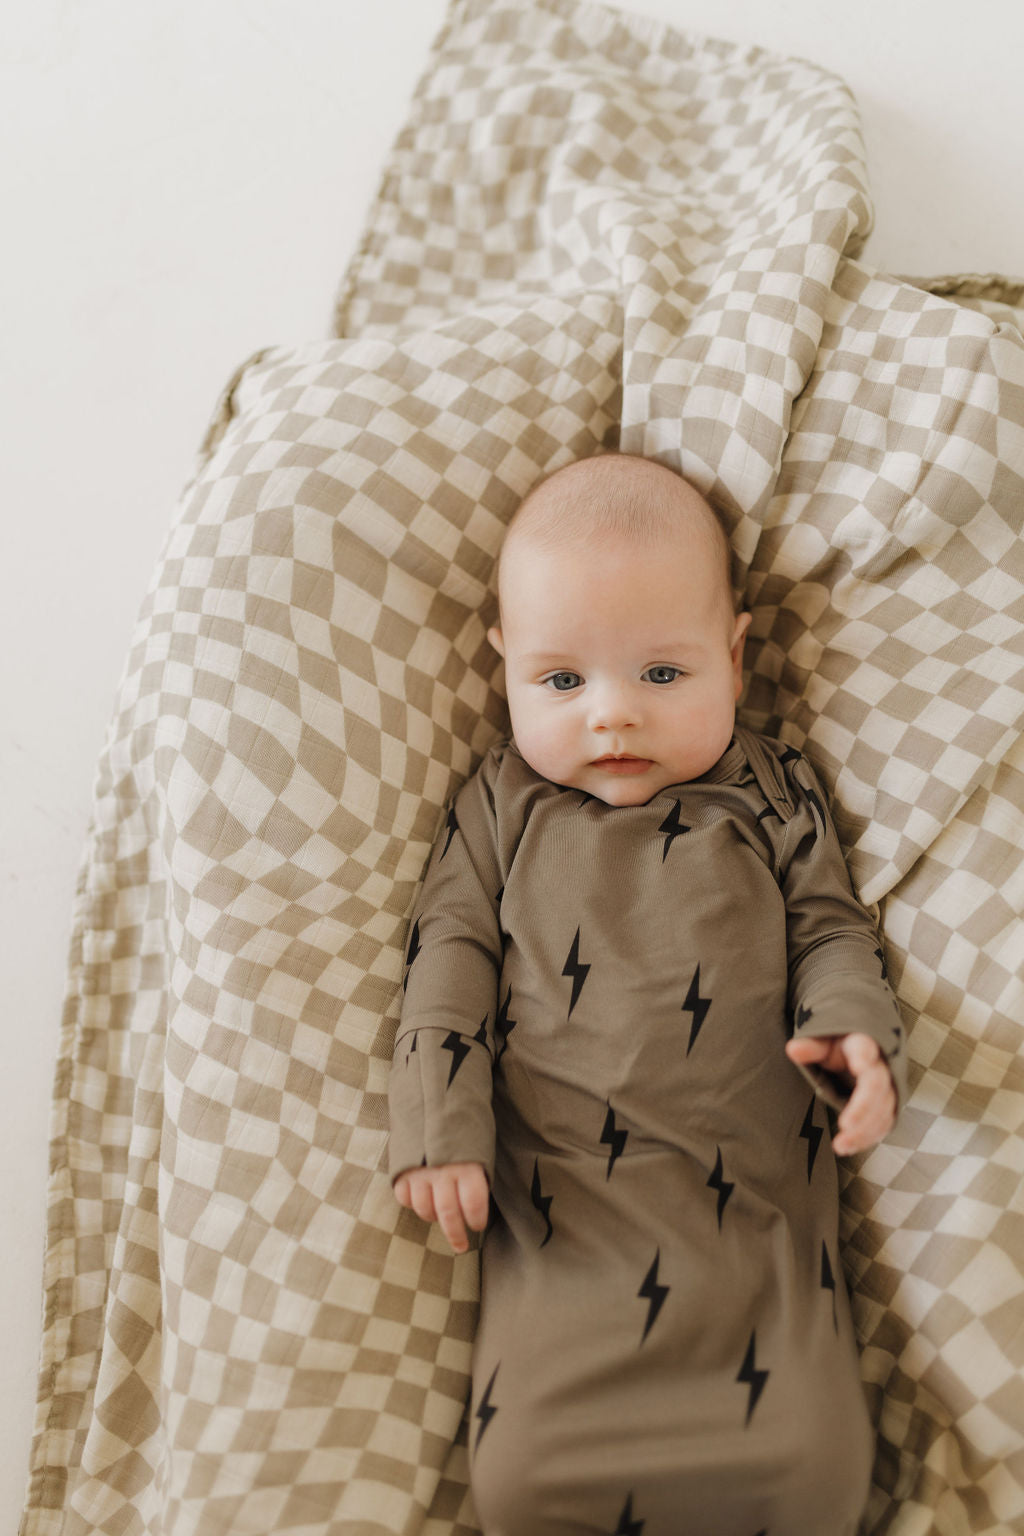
(588, 683), (640, 731)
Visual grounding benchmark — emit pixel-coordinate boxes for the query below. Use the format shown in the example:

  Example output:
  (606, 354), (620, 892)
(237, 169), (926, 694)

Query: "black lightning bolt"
(495, 986), (517, 1063)
(530, 1159), (554, 1247)
(473, 1015), (488, 1049)
(756, 802), (781, 825)
(562, 927), (591, 1017)
(706, 1146), (734, 1229)
(682, 964), (711, 1054)
(614, 1493), (646, 1534)
(658, 800), (689, 860)
(794, 1003), (814, 1032)
(821, 1240), (838, 1332)
(874, 945), (889, 981)
(402, 917), (421, 990)
(799, 1097), (823, 1181)
(474, 1362), (500, 1449)
(601, 1102), (628, 1179)
(779, 747), (802, 767)
(439, 806), (459, 860)
(441, 1030), (470, 1087)
(638, 1249), (669, 1343)
(737, 1331), (768, 1425)
(804, 785), (827, 836)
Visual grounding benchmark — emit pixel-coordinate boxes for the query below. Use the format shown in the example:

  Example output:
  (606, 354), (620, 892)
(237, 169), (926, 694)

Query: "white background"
(3, 0), (1022, 1521)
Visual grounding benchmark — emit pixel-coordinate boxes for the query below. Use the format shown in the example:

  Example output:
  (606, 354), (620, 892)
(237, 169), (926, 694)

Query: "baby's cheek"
(510, 705), (571, 773)
(509, 722), (566, 786)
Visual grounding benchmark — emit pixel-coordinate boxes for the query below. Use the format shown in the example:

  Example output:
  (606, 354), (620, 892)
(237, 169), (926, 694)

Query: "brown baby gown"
(388, 729), (907, 1536)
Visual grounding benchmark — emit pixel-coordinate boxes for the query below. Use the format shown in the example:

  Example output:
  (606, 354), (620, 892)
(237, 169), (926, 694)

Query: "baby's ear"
(487, 624), (505, 658)
(731, 611), (752, 698)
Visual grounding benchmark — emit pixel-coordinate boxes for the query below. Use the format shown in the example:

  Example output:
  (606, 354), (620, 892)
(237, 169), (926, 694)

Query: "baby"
(389, 454), (905, 1536)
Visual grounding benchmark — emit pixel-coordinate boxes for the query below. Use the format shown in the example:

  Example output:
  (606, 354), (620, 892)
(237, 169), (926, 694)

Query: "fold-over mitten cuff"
(387, 1027), (496, 1184)
(791, 970), (908, 1115)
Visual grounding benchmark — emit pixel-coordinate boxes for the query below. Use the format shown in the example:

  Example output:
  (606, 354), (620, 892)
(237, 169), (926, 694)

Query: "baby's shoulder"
(456, 738), (554, 820)
(733, 728), (832, 825)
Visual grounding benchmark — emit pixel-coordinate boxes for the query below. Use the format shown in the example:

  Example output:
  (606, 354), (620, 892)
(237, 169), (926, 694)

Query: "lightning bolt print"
(706, 1145), (734, 1229)
(736, 1330), (769, 1425)
(804, 784), (827, 836)
(474, 1362), (500, 1449)
(495, 986), (517, 1063)
(614, 1493), (646, 1534)
(441, 1030), (470, 1087)
(637, 1249), (669, 1343)
(799, 1097), (823, 1181)
(530, 1159), (554, 1247)
(793, 1003), (814, 1033)
(658, 799), (689, 860)
(884, 990), (906, 1060)
(681, 964), (711, 1054)
(562, 927), (591, 1017)
(402, 917), (421, 991)
(821, 1240), (838, 1331)
(601, 1102), (628, 1179)
(439, 805), (459, 860)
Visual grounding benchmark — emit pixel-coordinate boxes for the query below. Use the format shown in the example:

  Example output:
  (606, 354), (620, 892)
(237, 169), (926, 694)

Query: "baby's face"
(490, 531), (750, 807)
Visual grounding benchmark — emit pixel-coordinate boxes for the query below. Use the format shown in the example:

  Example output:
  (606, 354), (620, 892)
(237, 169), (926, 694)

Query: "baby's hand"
(785, 1032), (896, 1155)
(393, 1162), (490, 1253)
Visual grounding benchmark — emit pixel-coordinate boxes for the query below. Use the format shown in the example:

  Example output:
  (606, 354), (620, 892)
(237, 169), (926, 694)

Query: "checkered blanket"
(22, 2), (1024, 1533)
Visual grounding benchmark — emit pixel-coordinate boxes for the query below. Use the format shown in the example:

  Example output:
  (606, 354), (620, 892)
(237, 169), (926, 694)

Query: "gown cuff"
(790, 969), (908, 1115)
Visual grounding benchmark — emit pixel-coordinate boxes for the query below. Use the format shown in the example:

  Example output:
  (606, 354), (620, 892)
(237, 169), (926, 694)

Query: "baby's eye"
(545, 671), (583, 692)
(643, 665), (683, 685)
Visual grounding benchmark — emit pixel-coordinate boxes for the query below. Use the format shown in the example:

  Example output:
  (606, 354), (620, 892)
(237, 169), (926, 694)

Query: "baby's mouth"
(591, 754), (653, 775)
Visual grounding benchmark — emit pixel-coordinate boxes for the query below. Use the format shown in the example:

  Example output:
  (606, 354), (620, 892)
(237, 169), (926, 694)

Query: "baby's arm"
(388, 754), (508, 1235)
(394, 1162), (490, 1254)
(785, 1032), (896, 1154)
(775, 744), (907, 1149)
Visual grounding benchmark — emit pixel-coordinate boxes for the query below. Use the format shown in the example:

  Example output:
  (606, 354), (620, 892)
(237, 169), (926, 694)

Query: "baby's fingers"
(406, 1173), (440, 1227)
(834, 1055), (896, 1155)
(784, 1036), (831, 1068)
(457, 1166), (491, 1234)
(432, 1171), (471, 1253)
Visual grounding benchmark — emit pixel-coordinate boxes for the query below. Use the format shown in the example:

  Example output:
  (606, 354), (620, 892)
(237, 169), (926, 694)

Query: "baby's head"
(488, 454), (751, 807)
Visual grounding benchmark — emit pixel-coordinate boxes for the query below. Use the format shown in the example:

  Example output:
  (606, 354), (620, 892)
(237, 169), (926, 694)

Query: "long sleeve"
(387, 751), (508, 1184)
(773, 744), (908, 1115)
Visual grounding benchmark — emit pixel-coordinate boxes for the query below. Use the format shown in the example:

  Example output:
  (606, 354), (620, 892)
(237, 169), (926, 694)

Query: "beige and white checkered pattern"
(22, 2), (1024, 1533)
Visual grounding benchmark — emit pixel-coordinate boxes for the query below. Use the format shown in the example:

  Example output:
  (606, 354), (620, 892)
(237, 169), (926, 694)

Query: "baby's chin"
(568, 763), (680, 807)
(583, 778), (668, 807)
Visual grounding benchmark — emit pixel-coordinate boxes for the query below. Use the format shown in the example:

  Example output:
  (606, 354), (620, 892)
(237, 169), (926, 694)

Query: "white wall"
(3, 0), (1021, 1522)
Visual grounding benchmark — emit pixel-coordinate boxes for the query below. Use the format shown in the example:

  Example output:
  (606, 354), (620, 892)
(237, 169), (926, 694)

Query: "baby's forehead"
(497, 518), (726, 592)
(506, 459), (726, 554)
(494, 456), (736, 613)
